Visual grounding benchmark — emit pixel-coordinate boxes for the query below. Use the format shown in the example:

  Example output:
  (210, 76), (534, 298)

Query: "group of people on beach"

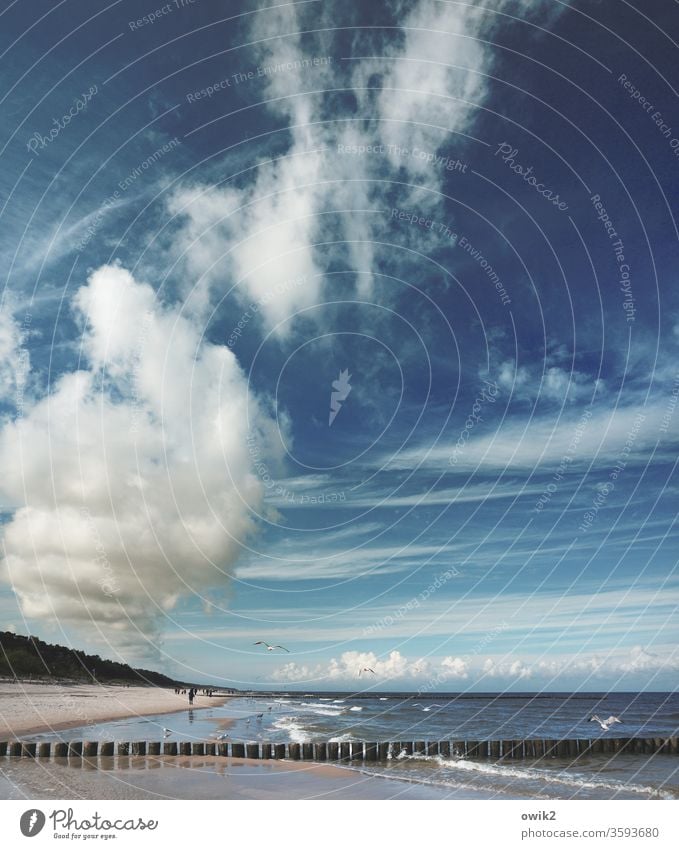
(173, 686), (217, 704)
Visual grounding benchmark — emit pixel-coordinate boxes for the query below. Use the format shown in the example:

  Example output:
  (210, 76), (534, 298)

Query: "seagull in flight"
(422, 704), (443, 712)
(253, 641), (290, 652)
(216, 732), (230, 740)
(358, 667), (376, 676)
(162, 728), (172, 737)
(590, 714), (622, 731)
(256, 713), (264, 719)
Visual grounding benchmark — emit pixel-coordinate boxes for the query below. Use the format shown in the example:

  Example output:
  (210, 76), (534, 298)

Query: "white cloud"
(271, 645), (679, 686)
(0, 264), (282, 655)
(0, 305), (30, 406)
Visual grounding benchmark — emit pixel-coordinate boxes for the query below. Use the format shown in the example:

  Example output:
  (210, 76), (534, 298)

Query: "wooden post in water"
(148, 742), (161, 756)
(365, 742), (378, 762)
(38, 742), (51, 759)
(0, 741), (7, 757)
(340, 742), (350, 761)
(403, 742), (414, 756)
(670, 737), (678, 754)
(117, 742), (129, 757)
(218, 743), (229, 757)
(557, 740), (569, 758)
(69, 741), (83, 758)
(439, 741), (450, 759)
(274, 743), (286, 759)
(83, 741), (98, 758)
(21, 742), (36, 758)
(351, 742), (364, 761)
(246, 743), (260, 759)
(261, 743), (272, 759)
(313, 743), (327, 761)
(192, 743), (204, 756)
(378, 742), (390, 760)
(451, 741), (464, 757)
(654, 738), (665, 753)
(9, 742), (22, 757)
(568, 740), (579, 758)
(467, 741), (481, 758)
(427, 741), (439, 757)
(54, 742), (68, 758)
(490, 740), (501, 759)
(327, 742), (339, 761)
(288, 743), (300, 760)
(414, 741), (426, 755)
(232, 743), (246, 758)
(131, 742), (146, 756)
(301, 743), (313, 760)
(163, 742), (177, 756)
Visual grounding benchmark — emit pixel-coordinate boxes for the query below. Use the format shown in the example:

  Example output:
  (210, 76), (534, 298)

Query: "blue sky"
(0, 0), (677, 692)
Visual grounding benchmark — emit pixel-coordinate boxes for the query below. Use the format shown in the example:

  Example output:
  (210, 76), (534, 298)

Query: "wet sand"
(0, 682), (225, 737)
(0, 755), (468, 800)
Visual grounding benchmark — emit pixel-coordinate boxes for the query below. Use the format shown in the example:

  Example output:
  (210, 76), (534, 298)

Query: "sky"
(0, 0), (678, 692)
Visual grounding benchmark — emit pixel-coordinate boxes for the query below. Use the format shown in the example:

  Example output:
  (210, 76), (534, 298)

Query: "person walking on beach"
(188, 688), (195, 706)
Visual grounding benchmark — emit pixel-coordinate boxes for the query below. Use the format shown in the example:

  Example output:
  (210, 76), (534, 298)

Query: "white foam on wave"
(389, 753), (672, 799)
(271, 716), (313, 744)
(349, 706), (363, 712)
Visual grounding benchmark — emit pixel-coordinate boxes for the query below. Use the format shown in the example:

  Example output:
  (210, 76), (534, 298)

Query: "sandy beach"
(0, 755), (461, 800)
(0, 682), (224, 737)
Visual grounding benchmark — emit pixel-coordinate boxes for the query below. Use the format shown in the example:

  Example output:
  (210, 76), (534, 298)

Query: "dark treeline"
(0, 630), (208, 688)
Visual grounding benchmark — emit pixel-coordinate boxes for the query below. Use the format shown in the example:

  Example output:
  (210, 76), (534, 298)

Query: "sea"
(12, 691), (679, 800)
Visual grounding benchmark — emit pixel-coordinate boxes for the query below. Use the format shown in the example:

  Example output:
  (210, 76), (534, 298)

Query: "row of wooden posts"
(0, 737), (677, 761)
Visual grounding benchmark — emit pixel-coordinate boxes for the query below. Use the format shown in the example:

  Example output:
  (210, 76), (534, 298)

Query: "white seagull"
(253, 641), (290, 652)
(589, 714), (622, 731)
(216, 732), (230, 740)
(358, 667), (376, 676)
(422, 704), (443, 712)
(163, 728), (172, 737)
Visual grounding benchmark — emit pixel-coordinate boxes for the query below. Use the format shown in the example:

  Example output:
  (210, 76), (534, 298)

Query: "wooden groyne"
(1, 737), (677, 761)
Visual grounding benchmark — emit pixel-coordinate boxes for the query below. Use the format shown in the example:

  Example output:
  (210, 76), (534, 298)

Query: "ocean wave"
(388, 752), (673, 799)
(349, 706), (363, 712)
(271, 716), (313, 743)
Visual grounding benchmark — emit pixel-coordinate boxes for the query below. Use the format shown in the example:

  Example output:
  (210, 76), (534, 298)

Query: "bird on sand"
(358, 667), (376, 676)
(253, 641), (290, 652)
(589, 714), (622, 731)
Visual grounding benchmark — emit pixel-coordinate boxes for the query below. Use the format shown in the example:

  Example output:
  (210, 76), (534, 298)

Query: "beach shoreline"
(0, 754), (464, 800)
(0, 681), (226, 738)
